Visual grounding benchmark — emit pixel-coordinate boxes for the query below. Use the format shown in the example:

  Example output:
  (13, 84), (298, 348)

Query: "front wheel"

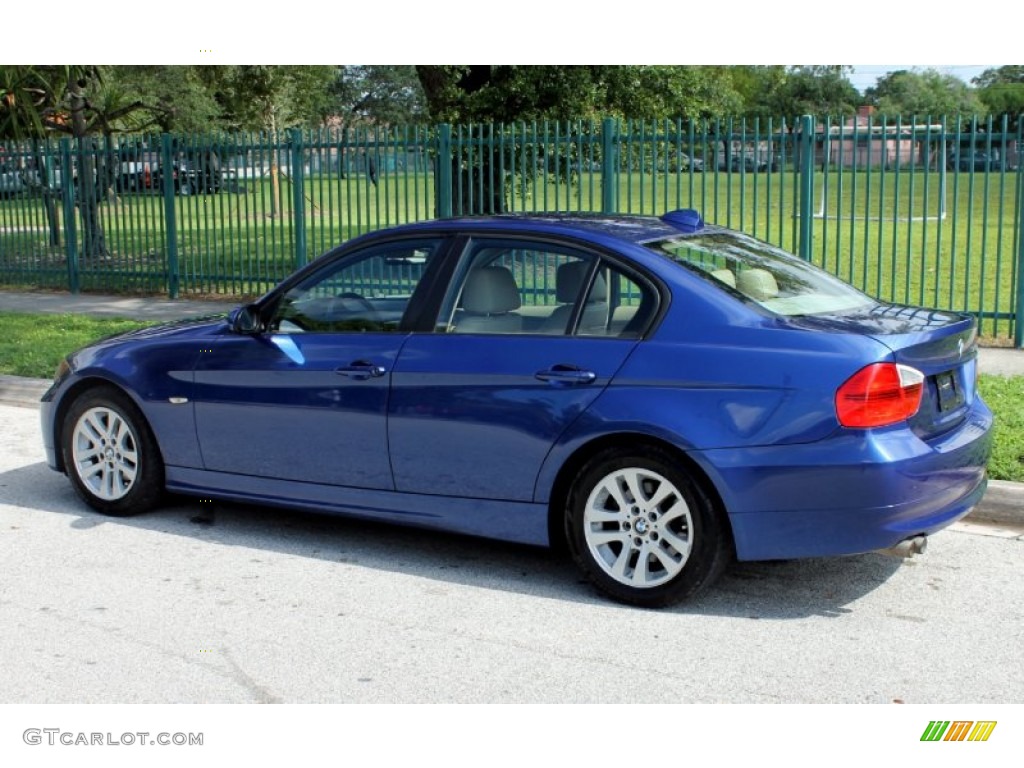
(61, 386), (164, 516)
(565, 447), (731, 607)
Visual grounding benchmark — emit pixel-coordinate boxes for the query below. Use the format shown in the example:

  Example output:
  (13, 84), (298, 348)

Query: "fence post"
(290, 129), (307, 269)
(436, 124), (453, 218)
(601, 118), (618, 214)
(798, 114), (815, 262)
(159, 134), (179, 299)
(1015, 115), (1024, 348)
(58, 138), (79, 294)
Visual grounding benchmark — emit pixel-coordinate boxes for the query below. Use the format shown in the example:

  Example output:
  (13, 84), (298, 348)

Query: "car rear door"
(388, 237), (659, 502)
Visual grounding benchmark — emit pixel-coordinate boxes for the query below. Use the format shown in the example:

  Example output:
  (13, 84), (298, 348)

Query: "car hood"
(76, 314), (230, 355)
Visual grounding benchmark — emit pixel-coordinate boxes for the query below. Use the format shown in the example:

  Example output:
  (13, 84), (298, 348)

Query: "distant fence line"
(0, 114), (1022, 344)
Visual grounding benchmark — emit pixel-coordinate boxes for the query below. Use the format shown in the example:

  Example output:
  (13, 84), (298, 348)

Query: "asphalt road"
(1, 403), (1022, 704)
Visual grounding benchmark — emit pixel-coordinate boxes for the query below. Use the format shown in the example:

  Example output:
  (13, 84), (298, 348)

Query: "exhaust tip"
(878, 535), (928, 559)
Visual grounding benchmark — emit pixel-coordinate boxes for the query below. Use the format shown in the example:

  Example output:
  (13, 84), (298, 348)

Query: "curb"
(2, 373), (1020, 530)
(0, 375), (49, 408)
(974, 480), (1024, 529)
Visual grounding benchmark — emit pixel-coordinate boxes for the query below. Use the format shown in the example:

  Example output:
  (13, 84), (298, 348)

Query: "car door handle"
(335, 361), (387, 380)
(535, 365), (597, 386)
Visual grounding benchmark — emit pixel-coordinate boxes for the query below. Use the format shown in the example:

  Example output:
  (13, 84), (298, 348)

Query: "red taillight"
(835, 363), (925, 428)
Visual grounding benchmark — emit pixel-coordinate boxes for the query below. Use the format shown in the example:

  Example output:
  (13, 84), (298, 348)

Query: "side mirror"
(230, 304), (263, 335)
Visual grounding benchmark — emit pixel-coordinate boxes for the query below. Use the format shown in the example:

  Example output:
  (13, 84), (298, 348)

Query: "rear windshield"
(649, 231), (876, 316)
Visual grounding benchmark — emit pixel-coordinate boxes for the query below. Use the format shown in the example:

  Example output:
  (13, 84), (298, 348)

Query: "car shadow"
(7, 461), (903, 619)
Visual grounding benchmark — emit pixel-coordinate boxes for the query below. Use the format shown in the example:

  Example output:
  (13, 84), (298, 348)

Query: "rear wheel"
(62, 386), (164, 516)
(565, 446), (731, 607)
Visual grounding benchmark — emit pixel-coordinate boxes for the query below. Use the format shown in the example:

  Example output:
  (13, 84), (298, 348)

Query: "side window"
(578, 261), (659, 339)
(439, 240), (599, 335)
(268, 239), (441, 333)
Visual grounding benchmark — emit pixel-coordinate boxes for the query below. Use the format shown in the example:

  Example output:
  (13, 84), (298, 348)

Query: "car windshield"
(649, 231), (877, 316)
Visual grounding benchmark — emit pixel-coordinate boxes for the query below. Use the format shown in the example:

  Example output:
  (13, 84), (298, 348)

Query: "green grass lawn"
(977, 374), (1024, 483)
(0, 312), (153, 380)
(2, 166), (1021, 338)
(1, 310), (1020, 483)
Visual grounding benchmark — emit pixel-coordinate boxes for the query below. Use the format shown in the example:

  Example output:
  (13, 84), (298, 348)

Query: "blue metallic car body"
(41, 213), (993, 564)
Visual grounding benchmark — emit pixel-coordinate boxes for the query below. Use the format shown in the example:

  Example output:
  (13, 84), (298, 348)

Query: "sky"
(848, 65), (997, 93)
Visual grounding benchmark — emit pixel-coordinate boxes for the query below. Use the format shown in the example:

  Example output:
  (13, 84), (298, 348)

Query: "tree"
(727, 66), (788, 119)
(866, 68), (986, 118)
(0, 66), (135, 258)
(416, 66), (598, 123)
(1, 66), (55, 139)
(972, 67), (1024, 129)
(972, 66), (1024, 90)
(414, 65), (743, 123)
(66, 72), (110, 259)
(196, 66), (337, 132)
(103, 66), (221, 133)
(191, 66), (338, 217)
(332, 66), (426, 126)
(601, 66), (743, 119)
(756, 66), (860, 119)
(1, 66), (66, 247)
(413, 66), (752, 215)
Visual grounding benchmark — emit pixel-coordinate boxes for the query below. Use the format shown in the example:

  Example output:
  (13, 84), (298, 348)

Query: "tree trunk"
(68, 79), (108, 260)
(44, 194), (60, 247)
(31, 140), (60, 247)
(268, 113), (281, 218)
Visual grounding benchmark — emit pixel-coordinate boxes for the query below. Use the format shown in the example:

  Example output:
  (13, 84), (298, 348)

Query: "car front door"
(193, 237), (447, 489)
(388, 237), (659, 502)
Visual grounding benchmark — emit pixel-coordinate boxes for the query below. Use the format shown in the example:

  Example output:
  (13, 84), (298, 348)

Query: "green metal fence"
(1, 115), (1022, 345)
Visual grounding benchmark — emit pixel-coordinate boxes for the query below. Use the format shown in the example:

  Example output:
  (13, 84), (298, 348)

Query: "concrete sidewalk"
(0, 290), (240, 321)
(979, 346), (1024, 377)
(1, 289), (1021, 530)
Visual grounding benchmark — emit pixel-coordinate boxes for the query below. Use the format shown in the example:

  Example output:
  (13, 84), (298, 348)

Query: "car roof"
(380, 212), (694, 246)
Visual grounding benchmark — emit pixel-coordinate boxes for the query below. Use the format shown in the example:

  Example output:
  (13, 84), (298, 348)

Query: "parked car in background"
(115, 144), (157, 192)
(947, 148), (1000, 172)
(680, 152), (704, 172)
(0, 162), (27, 197)
(40, 210), (993, 607)
(717, 153), (778, 173)
(151, 150), (225, 195)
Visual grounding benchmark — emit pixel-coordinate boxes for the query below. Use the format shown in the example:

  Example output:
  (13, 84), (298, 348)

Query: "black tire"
(565, 446), (732, 607)
(61, 386), (164, 517)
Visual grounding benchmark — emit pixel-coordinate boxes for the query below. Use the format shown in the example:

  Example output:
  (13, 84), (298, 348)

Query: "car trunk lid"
(786, 303), (979, 438)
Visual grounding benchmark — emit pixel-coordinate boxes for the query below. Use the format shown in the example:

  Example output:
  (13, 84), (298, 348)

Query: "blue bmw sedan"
(40, 210), (993, 606)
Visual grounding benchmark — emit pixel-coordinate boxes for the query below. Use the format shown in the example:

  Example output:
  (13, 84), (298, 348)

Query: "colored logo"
(921, 721), (997, 742)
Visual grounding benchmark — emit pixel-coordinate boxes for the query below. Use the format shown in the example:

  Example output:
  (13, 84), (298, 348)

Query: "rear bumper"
(699, 398), (993, 561)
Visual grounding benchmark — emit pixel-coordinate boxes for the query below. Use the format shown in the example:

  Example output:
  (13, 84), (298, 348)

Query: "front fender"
(48, 340), (202, 471)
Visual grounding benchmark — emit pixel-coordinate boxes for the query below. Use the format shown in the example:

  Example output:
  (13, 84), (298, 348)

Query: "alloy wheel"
(582, 466), (693, 589)
(70, 406), (139, 501)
